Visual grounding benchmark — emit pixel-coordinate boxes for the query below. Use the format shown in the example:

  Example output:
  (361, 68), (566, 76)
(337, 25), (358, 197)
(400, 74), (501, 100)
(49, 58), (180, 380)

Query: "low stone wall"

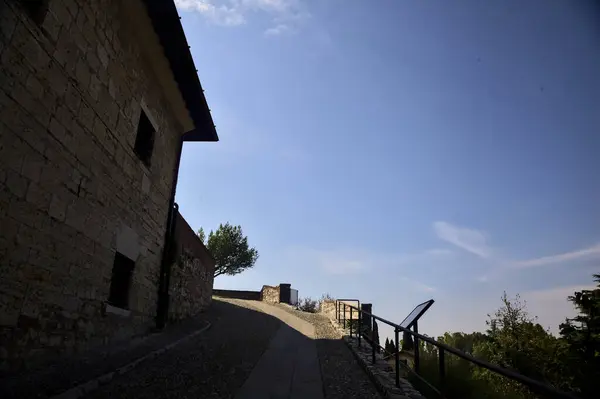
(320, 300), (336, 318)
(212, 290), (261, 301)
(260, 285), (280, 303)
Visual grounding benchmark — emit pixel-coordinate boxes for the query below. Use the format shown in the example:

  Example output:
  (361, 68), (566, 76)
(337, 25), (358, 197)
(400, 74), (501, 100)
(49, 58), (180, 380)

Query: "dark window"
(108, 252), (135, 309)
(21, 0), (49, 25)
(134, 109), (155, 167)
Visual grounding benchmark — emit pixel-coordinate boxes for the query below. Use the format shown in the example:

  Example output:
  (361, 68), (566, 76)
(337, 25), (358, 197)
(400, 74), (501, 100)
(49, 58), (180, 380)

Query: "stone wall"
(260, 285), (280, 303)
(168, 212), (214, 321)
(212, 290), (261, 301)
(0, 0), (185, 371)
(319, 300), (336, 318)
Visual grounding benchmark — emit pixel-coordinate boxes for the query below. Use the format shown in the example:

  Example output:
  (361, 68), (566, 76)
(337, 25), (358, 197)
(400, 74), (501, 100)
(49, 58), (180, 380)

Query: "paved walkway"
(234, 301), (324, 399)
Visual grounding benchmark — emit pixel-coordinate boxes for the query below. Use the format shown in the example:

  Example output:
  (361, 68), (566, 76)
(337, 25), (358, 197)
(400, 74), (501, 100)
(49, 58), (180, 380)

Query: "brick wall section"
(0, 0), (184, 371)
(260, 285), (280, 303)
(168, 212), (214, 321)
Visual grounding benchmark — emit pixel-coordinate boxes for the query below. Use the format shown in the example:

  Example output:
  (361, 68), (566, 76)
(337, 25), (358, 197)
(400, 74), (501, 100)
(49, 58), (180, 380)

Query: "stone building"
(0, 0), (218, 371)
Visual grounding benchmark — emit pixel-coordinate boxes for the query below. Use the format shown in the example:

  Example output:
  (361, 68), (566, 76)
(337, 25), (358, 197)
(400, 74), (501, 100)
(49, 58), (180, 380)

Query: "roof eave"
(142, 0), (219, 142)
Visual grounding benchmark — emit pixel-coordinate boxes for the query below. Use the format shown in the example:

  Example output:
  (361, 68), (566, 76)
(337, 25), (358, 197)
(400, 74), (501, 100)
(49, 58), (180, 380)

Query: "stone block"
(46, 60), (69, 96)
(6, 170), (28, 199)
(47, 117), (71, 147)
(87, 47), (100, 72)
(0, 127), (25, 173)
(21, 152), (45, 183)
(25, 74), (44, 98)
(48, 193), (68, 221)
(0, 2), (18, 41)
(89, 74), (101, 101)
(11, 23), (51, 72)
(41, 11), (61, 42)
(0, 43), (31, 89)
(62, 0), (78, 18)
(75, 57), (91, 88)
(55, 103), (77, 132)
(78, 100), (95, 132)
(25, 182), (51, 210)
(54, 30), (80, 73)
(97, 43), (108, 69)
(65, 199), (89, 232)
(71, 28), (88, 54)
(9, 199), (44, 229)
(64, 84), (82, 114)
(49, 0), (73, 28)
(12, 82), (52, 128)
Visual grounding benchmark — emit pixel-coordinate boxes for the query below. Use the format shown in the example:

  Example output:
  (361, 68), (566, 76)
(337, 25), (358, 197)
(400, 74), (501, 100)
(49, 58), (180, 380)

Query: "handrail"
(336, 301), (579, 399)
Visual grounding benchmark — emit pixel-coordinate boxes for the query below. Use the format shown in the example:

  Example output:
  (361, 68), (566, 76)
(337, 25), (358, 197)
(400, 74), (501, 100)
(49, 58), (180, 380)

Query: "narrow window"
(108, 252), (135, 309)
(134, 109), (155, 167)
(21, 0), (49, 25)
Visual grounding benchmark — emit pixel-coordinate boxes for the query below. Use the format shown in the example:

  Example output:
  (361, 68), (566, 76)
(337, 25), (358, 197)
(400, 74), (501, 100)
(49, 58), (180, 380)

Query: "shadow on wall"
(168, 212), (215, 322)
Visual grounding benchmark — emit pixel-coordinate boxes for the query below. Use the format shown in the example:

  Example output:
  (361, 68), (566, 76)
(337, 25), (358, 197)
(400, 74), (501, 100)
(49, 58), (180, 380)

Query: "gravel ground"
(275, 305), (382, 399)
(87, 298), (282, 399)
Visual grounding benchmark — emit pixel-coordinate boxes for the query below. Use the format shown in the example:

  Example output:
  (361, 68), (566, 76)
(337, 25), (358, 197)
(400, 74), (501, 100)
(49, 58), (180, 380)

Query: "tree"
(559, 274), (600, 397)
(402, 330), (414, 351)
(388, 338), (397, 354)
(472, 292), (568, 398)
(373, 319), (380, 353)
(197, 223), (259, 277)
(384, 338), (396, 355)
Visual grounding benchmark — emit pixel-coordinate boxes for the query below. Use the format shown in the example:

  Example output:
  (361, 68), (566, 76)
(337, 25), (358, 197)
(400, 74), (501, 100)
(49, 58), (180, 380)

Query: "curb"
(51, 321), (212, 399)
(327, 318), (420, 399)
(343, 337), (410, 399)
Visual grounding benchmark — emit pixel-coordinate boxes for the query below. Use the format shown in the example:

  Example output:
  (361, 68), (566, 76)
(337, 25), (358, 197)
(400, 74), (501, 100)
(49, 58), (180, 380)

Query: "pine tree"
(389, 338), (396, 354)
(559, 274), (600, 397)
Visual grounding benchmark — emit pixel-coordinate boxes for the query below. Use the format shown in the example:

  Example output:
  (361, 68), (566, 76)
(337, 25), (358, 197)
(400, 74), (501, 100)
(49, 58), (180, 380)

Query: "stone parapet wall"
(319, 300), (336, 318)
(260, 285), (280, 303)
(212, 290), (261, 300)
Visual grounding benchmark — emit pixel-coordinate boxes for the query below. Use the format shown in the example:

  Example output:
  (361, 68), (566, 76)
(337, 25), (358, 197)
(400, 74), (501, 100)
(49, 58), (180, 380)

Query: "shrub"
(298, 297), (318, 313)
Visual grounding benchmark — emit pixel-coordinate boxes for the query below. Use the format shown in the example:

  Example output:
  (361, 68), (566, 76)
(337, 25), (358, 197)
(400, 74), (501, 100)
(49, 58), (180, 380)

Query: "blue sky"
(173, 0), (600, 339)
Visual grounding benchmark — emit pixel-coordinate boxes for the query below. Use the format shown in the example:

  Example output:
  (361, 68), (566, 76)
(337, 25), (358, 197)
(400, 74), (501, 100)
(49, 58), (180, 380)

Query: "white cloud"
(264, 24), (292, 36)
(175, 0), (309, 33)
(511, 243), (600, 269)
(175, 0), (245, 26)
(433, 221), (492, 258)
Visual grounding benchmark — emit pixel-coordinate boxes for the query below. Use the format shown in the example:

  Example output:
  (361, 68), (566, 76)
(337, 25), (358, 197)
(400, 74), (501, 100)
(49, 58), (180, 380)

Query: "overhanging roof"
(142, 0), (218, 142)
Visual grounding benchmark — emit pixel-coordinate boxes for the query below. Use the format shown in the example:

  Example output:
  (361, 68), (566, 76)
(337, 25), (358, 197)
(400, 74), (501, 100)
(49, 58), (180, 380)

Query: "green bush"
(298, 297), (318, 313)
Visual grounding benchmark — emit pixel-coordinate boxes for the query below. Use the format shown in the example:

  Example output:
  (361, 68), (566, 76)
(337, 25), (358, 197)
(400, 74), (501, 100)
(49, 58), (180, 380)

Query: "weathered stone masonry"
(0, 0), (215, 371)
(168, 211), (214, 322)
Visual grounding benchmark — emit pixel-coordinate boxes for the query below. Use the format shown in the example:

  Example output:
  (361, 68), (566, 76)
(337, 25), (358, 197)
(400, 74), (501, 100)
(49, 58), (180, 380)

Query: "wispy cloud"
(175, 0), (310, 34)
(400, 277), (437, 293)
(433, 221), (492, 258)
(511, 243), (600, 269)
(264, 24), (292, 36)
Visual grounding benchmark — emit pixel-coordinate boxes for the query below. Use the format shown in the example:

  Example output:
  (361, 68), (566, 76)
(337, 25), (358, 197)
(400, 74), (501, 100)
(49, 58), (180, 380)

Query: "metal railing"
(335, 300), (578, 399)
